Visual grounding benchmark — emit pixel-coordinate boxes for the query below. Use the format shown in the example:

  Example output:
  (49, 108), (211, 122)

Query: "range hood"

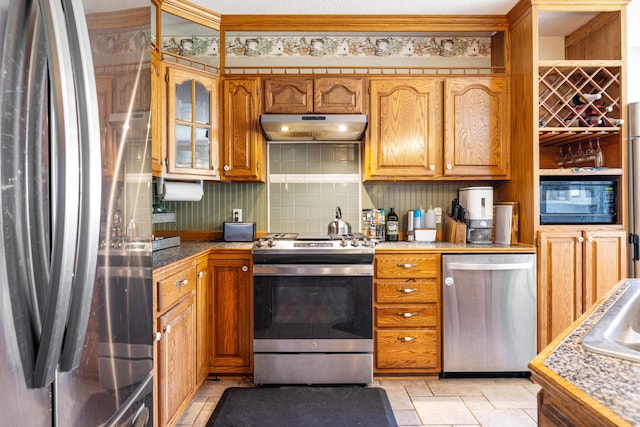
(260, 114), (368, 141)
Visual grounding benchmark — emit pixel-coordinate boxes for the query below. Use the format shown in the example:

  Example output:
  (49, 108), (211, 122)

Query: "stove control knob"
(267, 239), (276, 247)
(350, 238), (359, 247)
(362, 238), (370, 247)
(255, 239), (264, 248)
(340, 238), (348, 247)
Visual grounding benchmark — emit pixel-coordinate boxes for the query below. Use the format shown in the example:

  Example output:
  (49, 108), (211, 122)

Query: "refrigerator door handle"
(58, 0), (102, 372)
(32, 0), (81, 388)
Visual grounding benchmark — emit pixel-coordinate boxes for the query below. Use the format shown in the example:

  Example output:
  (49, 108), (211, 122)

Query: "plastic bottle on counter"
(386, 208), (399, 241)
(425, 205), (436, 229)
(413, 209), (422, 229)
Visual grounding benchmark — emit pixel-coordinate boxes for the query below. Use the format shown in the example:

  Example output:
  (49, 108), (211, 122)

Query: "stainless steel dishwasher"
(442, 253), (536, 376)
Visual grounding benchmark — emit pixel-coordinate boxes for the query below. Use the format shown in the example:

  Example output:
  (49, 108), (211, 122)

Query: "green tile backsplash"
(154, 142), (491, 237)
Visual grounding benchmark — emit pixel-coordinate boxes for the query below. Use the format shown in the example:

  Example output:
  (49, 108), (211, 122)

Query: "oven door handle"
(253, 264), (373, 276)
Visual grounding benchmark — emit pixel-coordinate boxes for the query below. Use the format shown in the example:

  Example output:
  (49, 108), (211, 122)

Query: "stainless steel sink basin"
(581, 281), (640, 363)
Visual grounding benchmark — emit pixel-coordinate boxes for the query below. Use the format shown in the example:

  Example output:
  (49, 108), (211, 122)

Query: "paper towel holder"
(156, 178), (203, 198)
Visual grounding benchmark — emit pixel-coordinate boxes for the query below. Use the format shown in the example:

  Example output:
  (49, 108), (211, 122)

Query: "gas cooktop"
(252, 232), (375, 261)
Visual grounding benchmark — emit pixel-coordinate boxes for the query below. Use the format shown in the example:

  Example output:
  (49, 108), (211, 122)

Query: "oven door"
(253, 264), (373, 353)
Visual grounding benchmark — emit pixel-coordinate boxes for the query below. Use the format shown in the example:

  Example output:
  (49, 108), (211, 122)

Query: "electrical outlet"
(232, 209), (242, 222)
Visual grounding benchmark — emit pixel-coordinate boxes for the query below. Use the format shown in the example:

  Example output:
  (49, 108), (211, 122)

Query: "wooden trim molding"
(221, 14), (509, 32)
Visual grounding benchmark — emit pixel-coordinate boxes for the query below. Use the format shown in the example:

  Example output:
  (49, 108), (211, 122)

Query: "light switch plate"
(232, 209), (242, 222)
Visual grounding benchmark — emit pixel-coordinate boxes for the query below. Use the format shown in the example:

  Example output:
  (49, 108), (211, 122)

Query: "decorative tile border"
(157, 35), (492, 60)
(226, 35), (491, 58)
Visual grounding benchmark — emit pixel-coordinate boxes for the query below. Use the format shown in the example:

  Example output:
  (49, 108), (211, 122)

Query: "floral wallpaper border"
(158, 35), (492, 59)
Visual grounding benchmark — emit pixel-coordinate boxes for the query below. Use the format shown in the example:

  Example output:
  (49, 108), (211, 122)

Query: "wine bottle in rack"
(570, 93), (602, 106)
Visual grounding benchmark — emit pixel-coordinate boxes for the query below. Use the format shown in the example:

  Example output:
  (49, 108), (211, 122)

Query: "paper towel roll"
(163, 181), (203, 201)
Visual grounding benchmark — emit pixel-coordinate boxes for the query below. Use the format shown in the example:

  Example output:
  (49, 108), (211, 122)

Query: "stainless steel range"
(252, 232), (375, 385)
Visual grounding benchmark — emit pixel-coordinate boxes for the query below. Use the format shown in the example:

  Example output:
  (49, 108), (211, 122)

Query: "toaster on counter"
(223, 222), (256, 242)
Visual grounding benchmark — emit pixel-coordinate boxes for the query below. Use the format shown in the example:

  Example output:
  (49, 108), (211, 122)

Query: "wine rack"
(538, 64), (622, 146)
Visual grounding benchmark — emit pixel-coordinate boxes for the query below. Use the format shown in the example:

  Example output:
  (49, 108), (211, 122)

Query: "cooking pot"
(328, 207), (352, 235)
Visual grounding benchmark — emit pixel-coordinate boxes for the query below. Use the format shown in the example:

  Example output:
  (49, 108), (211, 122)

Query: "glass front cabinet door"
(167, 64), (220, 179)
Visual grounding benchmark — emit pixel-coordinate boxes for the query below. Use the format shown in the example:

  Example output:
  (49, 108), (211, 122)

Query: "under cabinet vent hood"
(260, 114), (368, 141)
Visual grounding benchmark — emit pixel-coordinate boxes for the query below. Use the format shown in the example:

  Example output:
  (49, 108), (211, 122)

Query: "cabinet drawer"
(157, 267), (196, 313)
(375, 306), (437, 328)
(375, 330), (439, 370)
(375, 254), (440, 279)
(376, 282), (438, 303)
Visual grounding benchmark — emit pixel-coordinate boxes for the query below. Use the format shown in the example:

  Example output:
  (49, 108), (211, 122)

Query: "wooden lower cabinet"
(537, 228), (626, 350)
(374, 252), (441, 374)
(157, 289), (196, 427)
(208, 252), (252, 373)
(154, 259), (198, 427)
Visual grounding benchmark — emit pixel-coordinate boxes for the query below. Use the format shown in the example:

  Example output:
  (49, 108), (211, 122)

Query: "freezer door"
(442, 254), (536, 373)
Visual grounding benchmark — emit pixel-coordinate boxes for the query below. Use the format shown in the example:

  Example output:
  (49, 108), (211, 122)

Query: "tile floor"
(177, 376), (540, 426)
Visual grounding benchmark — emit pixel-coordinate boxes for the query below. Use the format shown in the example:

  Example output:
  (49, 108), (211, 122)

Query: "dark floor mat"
(206, 385), (398, 427)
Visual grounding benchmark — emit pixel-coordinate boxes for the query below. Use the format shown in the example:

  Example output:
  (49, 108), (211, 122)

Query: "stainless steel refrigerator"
(0, 0), (153, 425)
(630, 102), (640, 276)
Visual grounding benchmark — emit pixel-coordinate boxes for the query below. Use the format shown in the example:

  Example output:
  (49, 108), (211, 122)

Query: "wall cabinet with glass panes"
(166, 64), (220, 178)
(151, 0), (221, 180)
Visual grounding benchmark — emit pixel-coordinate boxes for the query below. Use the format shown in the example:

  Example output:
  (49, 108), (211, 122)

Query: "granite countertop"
(531, 279), (640, 426)
(152, 239), (534, 269)
(152, 241), (254, 270)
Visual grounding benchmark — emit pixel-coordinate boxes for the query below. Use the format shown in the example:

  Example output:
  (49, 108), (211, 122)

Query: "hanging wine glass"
(595, 138), (604, 167)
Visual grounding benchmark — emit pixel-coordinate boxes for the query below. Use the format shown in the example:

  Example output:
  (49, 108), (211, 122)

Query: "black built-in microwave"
(540, 179), (617, 224)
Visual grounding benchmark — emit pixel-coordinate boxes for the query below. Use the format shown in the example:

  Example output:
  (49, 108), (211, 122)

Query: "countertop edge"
(529, 279), (639, 427)
(152, 240), (535, 270)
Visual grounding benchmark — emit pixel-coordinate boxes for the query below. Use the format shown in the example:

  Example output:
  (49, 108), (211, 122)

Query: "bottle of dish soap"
(386, 208), (398, 241)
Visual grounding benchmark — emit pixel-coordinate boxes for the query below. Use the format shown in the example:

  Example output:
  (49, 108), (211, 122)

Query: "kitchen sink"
(581, 281), (640, 363)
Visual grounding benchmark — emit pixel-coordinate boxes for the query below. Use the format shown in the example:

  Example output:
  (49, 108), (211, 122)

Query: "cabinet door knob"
(175, 279), (188, 286)
(398, 336), (417, 342)
(578, 236), (584, 243)
(154, 332), (162, 342)
(164, 325), (172, 334)
(224, 165), (230, 171)
(398, 288), (417, 294)
(242, 265), (249, 272)
(198, 271), (204, 278)
(429, 164), (435, 171)
(587, 236), (594, 242)
(446, 164), (452, 170)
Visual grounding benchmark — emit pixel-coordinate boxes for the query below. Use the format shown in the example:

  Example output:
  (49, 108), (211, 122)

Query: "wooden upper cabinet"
(365, 78), (443, 180)
(222, 77), (264, 182)
(443, 77), (509, 178)
(263, 77), (364, 114)
(166, 64), (220, 179)
(263, 78), (313, 113)
(314, 77), (364, 113)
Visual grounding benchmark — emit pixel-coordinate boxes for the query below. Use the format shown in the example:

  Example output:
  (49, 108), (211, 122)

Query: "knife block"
(444, 215), (467, 244)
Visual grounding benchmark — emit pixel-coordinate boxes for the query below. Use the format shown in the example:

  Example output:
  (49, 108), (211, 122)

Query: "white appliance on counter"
(442, 253), (536, 376)
(458, 186), (494, 244)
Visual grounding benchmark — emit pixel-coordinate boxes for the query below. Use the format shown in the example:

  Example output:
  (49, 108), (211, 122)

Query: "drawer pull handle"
(398, 288), (417, 294)
(398, 263), (417, 269)
(175, 279), (188, 287)
(398, 312), (417, 318)
(398, 336), (417, 342)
